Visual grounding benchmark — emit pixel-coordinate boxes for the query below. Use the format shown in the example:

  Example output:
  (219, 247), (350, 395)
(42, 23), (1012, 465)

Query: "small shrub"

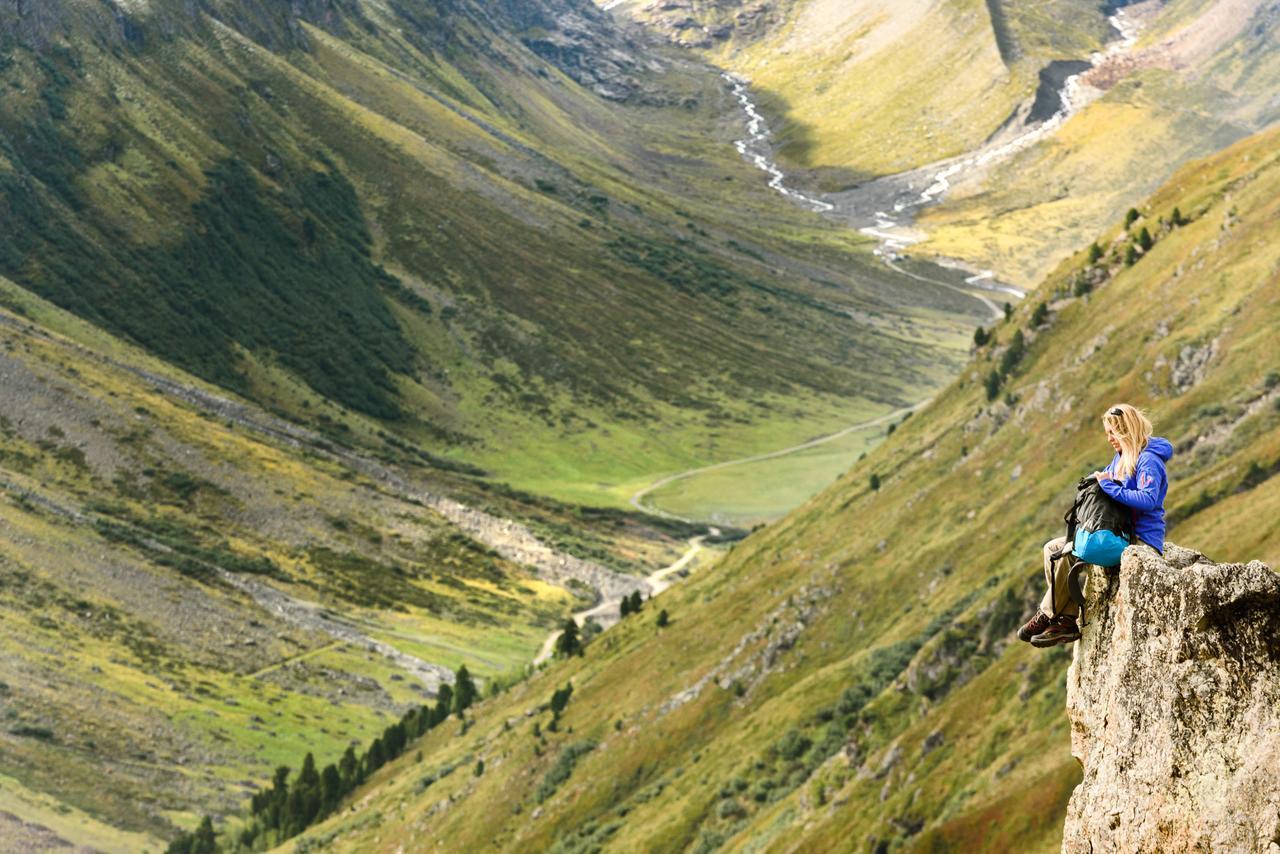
(775, 729), (812, 761)
(535, 741), (596, 803)
(984, 370), (1002, 401)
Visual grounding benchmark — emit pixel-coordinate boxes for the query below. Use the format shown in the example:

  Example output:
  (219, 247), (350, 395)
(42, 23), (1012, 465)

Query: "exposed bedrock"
(1065, 543), (1280, 852)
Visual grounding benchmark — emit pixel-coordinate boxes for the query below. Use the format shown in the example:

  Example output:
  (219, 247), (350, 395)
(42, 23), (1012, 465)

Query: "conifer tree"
(191, 816), (218, 854)
(1087, 242), (1103, 263)
(1125, 244), (1139, 266)
(985, 370), (1001, 401)
(339, 745), (360, 788)
(869, 474), (881, 491)
(657, 609), (669, 628)
(320, 763), (343, 815)
(999, 329), (1026, 377)
(550, 682), (574, 716)
(1125, 207), (1140, 227)
(266, 766), (290, 832)
(555, 619), (583, 657)
(973, 326), (989, 347)
(365, 737), (386, 775)
(294, 752), (322, 828)
(1137, 227), (1153, 251)
(432, 683), (454, 726)
(453, 665), (478, 716)
(165, 816), (219, 854)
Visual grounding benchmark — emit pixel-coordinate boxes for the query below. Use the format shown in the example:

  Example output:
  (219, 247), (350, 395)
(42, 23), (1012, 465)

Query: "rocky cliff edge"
(1065, 543), (1280, 852)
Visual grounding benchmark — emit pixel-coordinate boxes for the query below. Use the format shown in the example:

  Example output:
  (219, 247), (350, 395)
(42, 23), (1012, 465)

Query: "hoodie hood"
(1144, 437), (1175, 462)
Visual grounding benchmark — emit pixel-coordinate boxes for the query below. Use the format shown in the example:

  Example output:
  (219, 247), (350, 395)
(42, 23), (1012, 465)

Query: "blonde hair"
(1102, 403), (1153, 480)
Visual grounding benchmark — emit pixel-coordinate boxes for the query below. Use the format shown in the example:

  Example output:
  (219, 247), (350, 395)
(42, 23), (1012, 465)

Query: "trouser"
(1038, 536), (1077, 618)
(1038, 536), (1163, 619)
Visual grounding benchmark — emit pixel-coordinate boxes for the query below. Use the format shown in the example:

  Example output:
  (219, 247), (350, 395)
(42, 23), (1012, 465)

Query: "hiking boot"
(1030, 615), (1080, 648)
(1016, 610), (1052, 643)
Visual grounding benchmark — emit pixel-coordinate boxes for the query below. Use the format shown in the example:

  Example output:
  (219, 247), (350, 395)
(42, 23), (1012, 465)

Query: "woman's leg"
(1038, 536), (1080, 619)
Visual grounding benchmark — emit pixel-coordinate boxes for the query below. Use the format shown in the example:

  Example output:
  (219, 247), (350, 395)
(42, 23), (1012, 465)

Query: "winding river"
(724, 9), (1143, 293)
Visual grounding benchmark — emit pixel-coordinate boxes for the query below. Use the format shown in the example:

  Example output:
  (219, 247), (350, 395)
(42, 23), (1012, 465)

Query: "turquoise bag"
(1073, 528), (1129, 568)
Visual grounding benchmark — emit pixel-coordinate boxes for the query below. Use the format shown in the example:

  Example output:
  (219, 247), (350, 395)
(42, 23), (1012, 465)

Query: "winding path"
(882, 257), (1002, 321)
(629, 403), (925, 520)
(533, 530), (717, 665)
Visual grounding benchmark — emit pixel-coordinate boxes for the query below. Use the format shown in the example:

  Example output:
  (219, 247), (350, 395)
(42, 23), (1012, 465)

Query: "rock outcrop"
(1065, 543), (1280, 852)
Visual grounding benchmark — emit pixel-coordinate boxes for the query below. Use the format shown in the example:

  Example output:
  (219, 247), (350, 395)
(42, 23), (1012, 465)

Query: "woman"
(1019, 404), (1175, 647)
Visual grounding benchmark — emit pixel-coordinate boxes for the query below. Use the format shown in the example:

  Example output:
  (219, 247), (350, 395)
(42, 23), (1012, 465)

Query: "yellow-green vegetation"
(0, 0), (986, 511)
(722, 0), (1024, 178)
(616, 0), (1112, 179)
(285, 125), (1280, 852)
(0, 773), (162, 854)
(918, 0), (1280, 285)
(0, 274), (694, 842)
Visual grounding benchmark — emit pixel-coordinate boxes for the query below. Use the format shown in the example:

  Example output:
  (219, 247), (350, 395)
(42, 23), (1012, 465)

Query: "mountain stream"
(725, 9), (1143, 296)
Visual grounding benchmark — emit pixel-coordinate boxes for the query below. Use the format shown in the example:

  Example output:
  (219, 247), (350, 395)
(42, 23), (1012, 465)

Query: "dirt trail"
(629, 404), (924, 520)
(533, 530), (717, 665)
(218, 572), (456, 691)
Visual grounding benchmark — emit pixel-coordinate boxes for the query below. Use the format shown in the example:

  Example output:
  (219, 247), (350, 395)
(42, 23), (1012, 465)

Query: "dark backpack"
(1050, 477), (1134, 624)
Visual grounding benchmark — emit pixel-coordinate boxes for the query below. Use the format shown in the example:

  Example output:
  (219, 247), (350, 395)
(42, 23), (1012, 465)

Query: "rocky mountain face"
(1066, 544), (1280, 852)
(613, 0), (785, 48)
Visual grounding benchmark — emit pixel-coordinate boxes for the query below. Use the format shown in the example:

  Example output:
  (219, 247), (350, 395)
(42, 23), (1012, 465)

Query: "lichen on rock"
(1064, 543), (1280, 852)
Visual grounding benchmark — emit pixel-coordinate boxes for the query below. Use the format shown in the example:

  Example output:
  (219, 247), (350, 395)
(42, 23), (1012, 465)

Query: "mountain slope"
(607, 0), (1115, 178)
(0, 0), (985, 506)
(911, 0), (1280, 285)
(0, 271), (711, 847)
(285, 123), (1280, 852)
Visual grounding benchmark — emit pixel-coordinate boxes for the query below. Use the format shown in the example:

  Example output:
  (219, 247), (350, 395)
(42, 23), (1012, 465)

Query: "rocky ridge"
(1066, 543), (1280, 852)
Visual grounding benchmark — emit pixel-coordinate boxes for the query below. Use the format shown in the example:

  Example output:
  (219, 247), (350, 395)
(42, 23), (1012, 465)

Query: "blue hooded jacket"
(1099, 436), (1174, 552)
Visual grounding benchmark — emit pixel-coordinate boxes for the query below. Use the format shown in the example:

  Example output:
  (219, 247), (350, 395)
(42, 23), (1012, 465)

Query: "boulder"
(1065, 543), (1280, 852)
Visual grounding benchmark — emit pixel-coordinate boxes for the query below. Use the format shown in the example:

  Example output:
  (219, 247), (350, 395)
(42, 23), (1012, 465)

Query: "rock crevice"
(1065, 543), (1280, 852)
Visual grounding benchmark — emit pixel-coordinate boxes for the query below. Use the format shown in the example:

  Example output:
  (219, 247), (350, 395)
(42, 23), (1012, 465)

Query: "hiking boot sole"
(1029, 630), (1080, 648)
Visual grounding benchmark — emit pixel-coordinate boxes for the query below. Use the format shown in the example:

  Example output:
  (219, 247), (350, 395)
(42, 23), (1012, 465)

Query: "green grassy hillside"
(0, 0), (984, 508)
(283, 123), (1280, 852)
(0, 272), (710, 847)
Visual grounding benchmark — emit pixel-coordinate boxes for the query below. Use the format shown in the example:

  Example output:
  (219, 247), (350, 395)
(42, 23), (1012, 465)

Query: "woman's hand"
(1093, 470), (1113, 482)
